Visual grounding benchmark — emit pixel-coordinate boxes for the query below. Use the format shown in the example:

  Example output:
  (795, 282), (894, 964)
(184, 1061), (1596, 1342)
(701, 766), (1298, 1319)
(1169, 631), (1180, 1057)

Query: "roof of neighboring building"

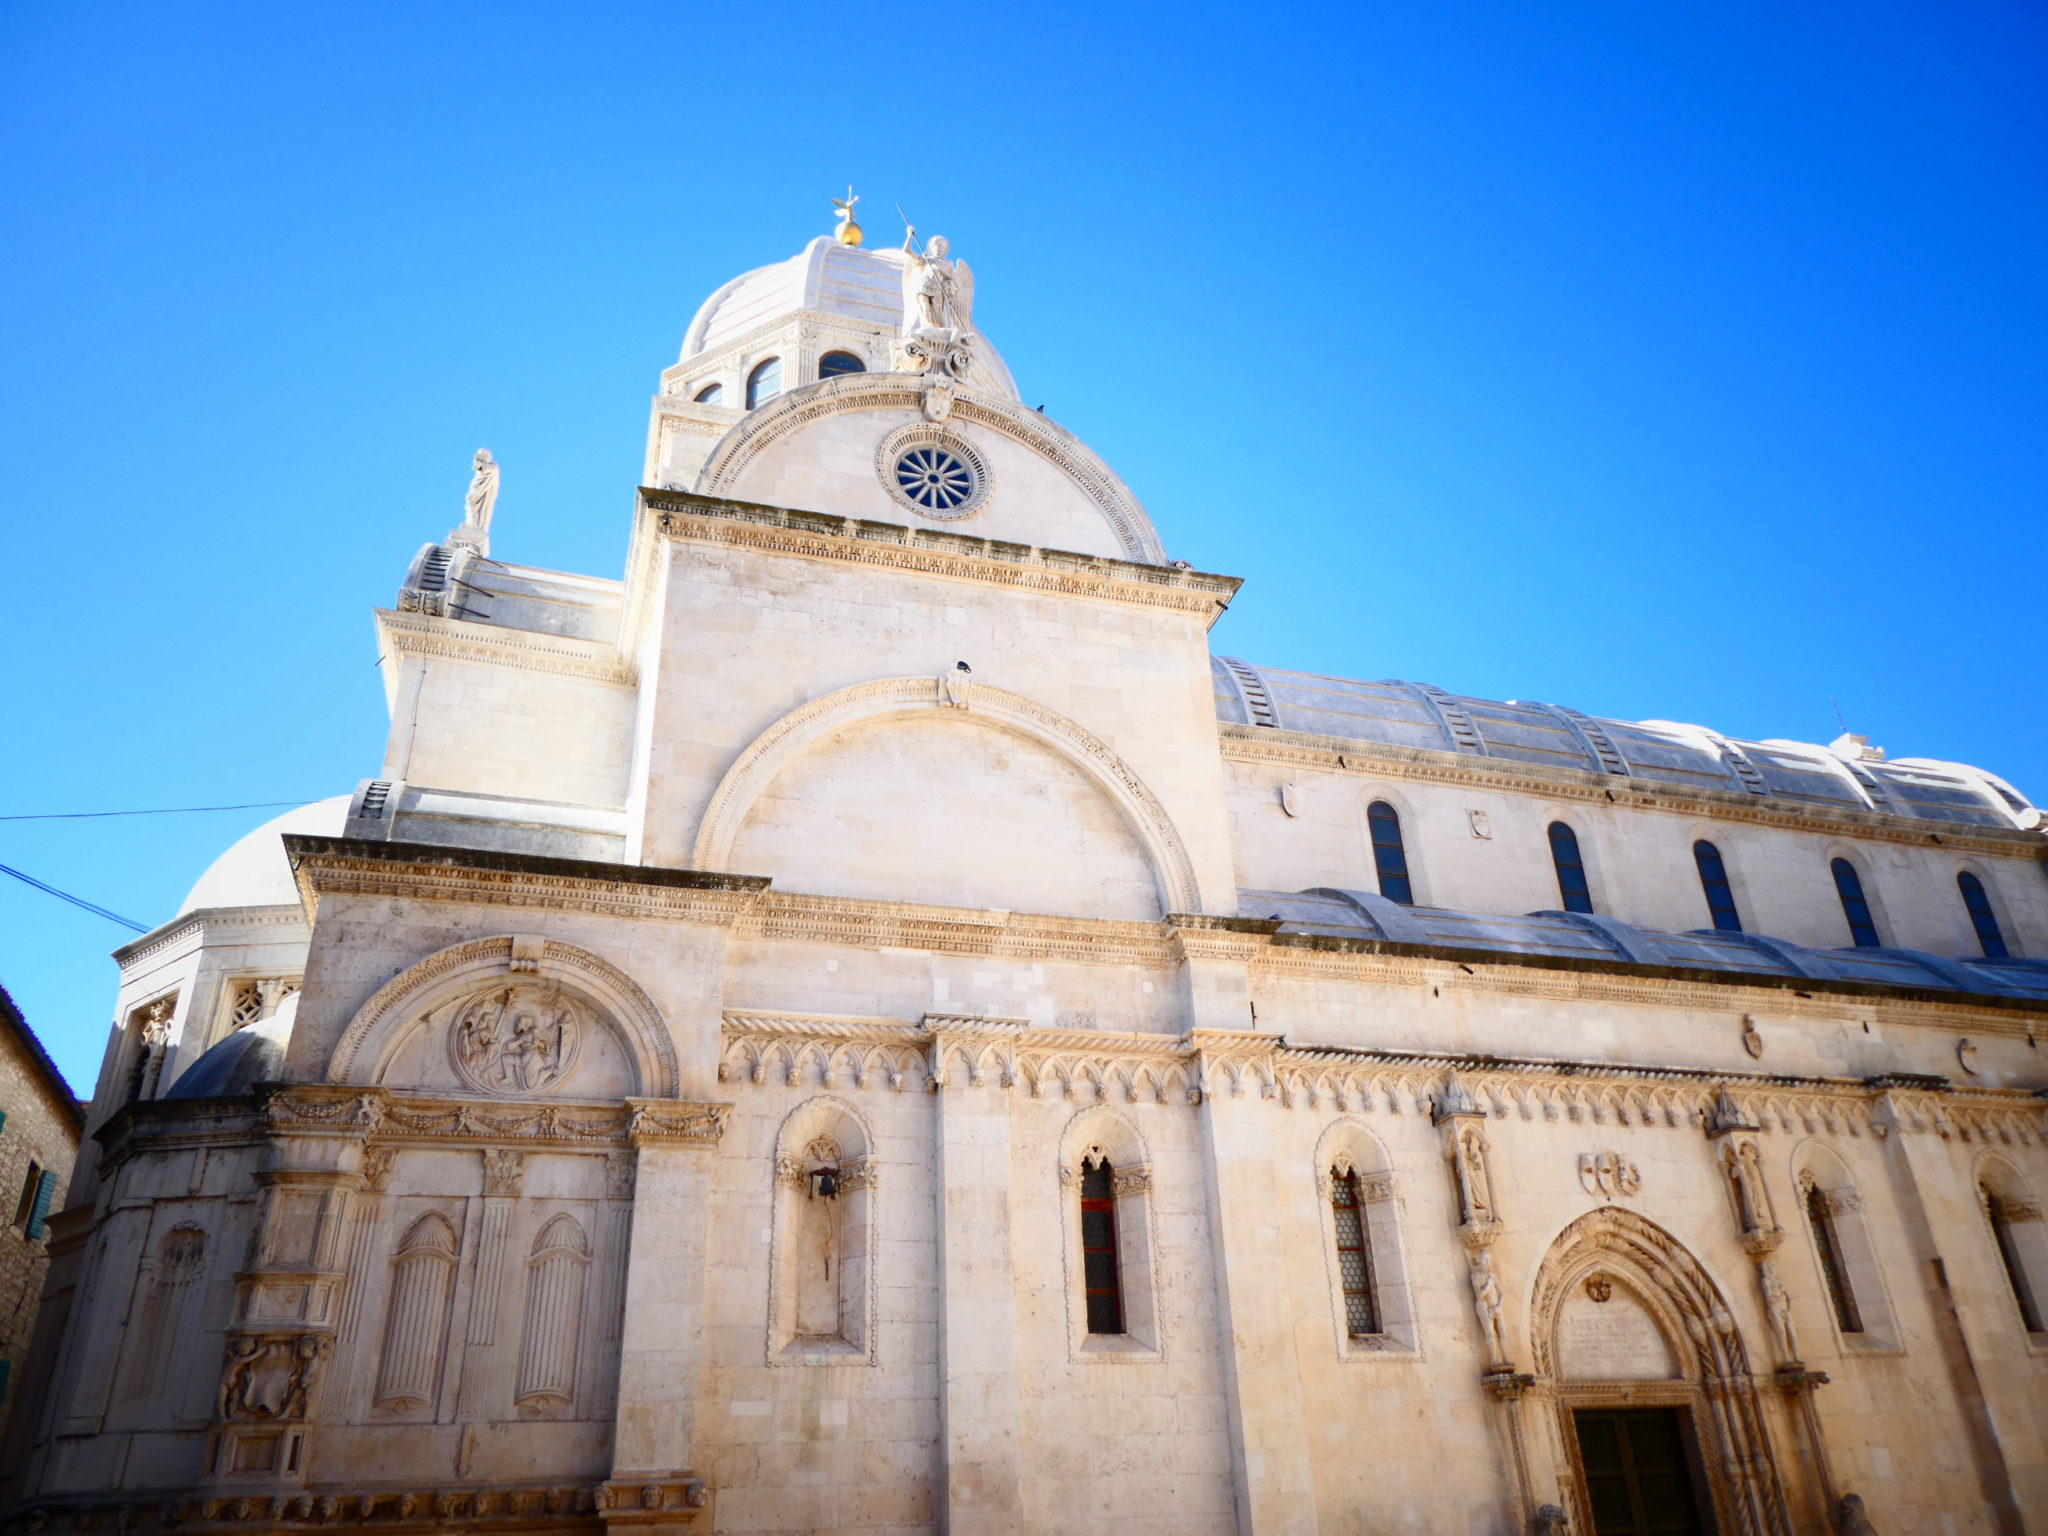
(1246, 887), (2048, 1004)
(1213, 658), (2039, 832)
(0, 981), (85, 1128)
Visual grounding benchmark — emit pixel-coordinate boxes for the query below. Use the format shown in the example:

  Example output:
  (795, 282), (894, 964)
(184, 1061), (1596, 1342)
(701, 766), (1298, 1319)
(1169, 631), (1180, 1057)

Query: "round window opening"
(896, 445), (975, 511)
(876, 427), (991, 519)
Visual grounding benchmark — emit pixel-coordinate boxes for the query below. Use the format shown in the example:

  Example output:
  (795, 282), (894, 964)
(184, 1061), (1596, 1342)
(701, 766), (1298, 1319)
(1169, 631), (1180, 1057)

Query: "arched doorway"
(1528, 1208), (1792, 1536)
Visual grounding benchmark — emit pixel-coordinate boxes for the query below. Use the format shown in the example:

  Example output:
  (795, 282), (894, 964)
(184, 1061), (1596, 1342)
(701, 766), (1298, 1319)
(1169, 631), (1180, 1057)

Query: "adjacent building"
(0, 983), (82, 1444)
(5, 215), (2046, 1536)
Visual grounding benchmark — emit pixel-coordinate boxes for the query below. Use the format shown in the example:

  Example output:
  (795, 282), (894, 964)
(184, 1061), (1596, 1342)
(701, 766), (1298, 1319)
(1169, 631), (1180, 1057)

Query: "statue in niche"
(1454, 1123), (1496, 1226)
(1758, 1258), (1798, 1363)
(448, 986), (579, 1096)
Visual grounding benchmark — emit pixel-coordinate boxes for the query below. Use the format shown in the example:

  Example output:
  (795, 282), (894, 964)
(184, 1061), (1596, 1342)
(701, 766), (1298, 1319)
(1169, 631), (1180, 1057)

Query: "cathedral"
(6, 206), (2047, 1536)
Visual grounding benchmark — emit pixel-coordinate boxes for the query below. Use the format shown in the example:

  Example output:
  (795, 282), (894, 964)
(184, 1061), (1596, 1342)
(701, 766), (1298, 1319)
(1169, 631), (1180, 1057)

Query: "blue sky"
(4, 2), (2044, 1091)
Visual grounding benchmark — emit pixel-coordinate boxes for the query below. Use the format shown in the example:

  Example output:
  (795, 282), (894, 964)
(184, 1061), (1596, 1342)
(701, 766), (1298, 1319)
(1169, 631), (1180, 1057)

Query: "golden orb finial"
(832, 186), (863, 247)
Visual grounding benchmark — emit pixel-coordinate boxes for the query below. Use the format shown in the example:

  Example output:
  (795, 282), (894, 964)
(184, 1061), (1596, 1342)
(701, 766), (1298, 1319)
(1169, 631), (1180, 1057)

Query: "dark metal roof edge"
(1264, 929), (2048, 1014)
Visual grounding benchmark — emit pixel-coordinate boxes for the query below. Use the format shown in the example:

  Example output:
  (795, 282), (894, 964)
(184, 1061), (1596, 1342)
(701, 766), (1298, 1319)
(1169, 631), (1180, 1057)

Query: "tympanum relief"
(451, 986), (582, 1096)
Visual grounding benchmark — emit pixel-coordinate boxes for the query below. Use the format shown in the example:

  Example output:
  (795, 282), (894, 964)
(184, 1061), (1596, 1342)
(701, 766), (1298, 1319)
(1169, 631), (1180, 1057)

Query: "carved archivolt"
(692, 676), (1204, 915)
(692, 373), (1167, 563)
(1530, 1207), (1791, 1536)
(328, 936), (678, 1098)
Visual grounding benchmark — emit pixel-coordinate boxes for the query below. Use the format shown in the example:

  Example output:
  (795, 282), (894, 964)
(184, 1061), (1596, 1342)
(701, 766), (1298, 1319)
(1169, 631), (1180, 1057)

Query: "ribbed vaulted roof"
(1213, 658), (2037, 832)
(1248, 889), (2048, 1002)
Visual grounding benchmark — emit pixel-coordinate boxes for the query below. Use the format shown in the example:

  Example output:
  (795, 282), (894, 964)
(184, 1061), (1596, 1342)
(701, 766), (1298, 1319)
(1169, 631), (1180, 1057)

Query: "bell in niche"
(812, 1167), (840, 1199)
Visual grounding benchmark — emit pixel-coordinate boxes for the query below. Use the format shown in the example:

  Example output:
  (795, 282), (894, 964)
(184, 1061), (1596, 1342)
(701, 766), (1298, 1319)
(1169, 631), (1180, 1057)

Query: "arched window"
(1330, 1169), (1380, 1335)
(1982, 1186), (2045, 1334)
(1080, 1161), (1124, 1335)
(1957, 873), (2009, 960)
(1831, 859), (1880, 948)
(1366, 801), (1414, 905)
(1804, 1182), (1863, 1334)
(745, 358), (782, 410)
(693, 382), (725, 405)
(818, 350), (865, 379)
(1548, 822), (1593, 914)
(1692, 841), (1742, 932)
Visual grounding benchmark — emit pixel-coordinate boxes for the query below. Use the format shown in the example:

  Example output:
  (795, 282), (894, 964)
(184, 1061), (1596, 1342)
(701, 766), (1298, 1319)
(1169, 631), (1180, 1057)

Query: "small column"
(928, 1016), (1028, 1536)
(598, 1098), (728, 1536)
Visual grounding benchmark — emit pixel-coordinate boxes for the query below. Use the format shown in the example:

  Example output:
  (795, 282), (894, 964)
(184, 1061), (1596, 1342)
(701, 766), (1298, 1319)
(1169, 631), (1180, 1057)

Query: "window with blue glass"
(1367, 801), (1414, 906)
(1830, 859), (1881, 948)
(745, 357), (782, 410)
(1957, 873), (2009, 960)
(818, 350), (865, 379)
(1692, 841), (1742, 932)
(693, 382), (725, 405)
(1548, 822), (1593, 913)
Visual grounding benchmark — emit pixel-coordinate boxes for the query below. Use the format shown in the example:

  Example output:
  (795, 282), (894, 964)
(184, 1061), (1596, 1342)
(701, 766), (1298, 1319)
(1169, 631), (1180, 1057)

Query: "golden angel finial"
(832, 186), (863, 247)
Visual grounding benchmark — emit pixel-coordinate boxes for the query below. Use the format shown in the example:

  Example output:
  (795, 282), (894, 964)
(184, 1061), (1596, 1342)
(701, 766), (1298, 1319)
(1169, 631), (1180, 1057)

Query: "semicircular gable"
(693, 374), (1166, 563)
(327, 936), (679, 1098)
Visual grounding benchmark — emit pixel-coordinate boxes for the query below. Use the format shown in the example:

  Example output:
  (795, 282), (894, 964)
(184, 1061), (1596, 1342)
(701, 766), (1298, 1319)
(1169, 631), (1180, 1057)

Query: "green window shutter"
(0, 1357), (11, 1405)
(26, 1169), (56, 1240)
(0, 1110), (10, 1135)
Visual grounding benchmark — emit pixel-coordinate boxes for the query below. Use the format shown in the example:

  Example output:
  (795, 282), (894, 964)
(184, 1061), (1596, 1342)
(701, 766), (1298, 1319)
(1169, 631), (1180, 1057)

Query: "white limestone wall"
(388, 656), (635, 811)
(1224, 755), (2048, 958)
(713, 406), (1131, 561)
(634, 542), (1238, 915)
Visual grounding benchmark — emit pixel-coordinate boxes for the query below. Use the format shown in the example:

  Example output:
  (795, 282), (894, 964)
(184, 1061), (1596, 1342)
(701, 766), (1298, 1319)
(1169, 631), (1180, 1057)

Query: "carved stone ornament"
(481, 1147), (526, 1197)
(1578, 1151), (1643, 1199)
(1741, 1015), (1764, 1059)
(1583, 1275), (1613, 1304)
(360, 1145), (397, 1194)
(1956, 1038), (1980, 1075)
(218, 1332), (332, 1421)
(875, 423), (992, 520)
(447, 985), (582, 1097)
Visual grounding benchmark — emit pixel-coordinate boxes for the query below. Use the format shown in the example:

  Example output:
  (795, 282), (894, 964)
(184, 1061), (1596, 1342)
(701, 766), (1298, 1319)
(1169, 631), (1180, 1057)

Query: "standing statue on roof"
(901, 225), (974, 335)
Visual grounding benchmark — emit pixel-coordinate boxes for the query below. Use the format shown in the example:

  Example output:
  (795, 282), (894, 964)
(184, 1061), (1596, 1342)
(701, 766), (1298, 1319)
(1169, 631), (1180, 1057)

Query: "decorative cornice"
(260, 1085), (728, 1151)
(1219, 723), (2048, 858)
(374, 608), (636, 687)
(715, 1012), (2046, 1145)
(642, 488), (1237, 623)
(114, 904), (310, 969)
(283, 837), (768, 926)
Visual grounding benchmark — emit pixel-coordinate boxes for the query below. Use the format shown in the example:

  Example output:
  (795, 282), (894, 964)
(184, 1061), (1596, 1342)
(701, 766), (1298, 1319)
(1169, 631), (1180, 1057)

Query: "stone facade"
(6, 225), (2047, 1536)
(0, 984), (82, 1444)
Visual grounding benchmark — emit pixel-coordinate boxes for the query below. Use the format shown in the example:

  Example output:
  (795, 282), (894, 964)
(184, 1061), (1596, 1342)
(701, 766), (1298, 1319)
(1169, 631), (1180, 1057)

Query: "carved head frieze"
(447, 985), (583, 1097)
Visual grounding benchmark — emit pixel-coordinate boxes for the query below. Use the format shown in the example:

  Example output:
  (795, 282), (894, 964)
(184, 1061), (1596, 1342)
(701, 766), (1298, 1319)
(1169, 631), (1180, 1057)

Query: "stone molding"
(714, 1013), (2044, 1146)
(325, 935), (682, 1099)
(261, 1084), (728, 1150)
(114, 903), (310, 970)
(688, 372), (1168, 562)
(1220, 723), (2047, 858)
(644, 489), (1235, 620)
(374, 608), (636, 687)
(690, 675), (1206, 914)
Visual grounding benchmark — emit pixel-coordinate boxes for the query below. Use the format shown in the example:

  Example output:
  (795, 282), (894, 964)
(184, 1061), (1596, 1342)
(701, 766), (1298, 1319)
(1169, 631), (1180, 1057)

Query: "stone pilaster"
(931, 1043), (1027, 1536)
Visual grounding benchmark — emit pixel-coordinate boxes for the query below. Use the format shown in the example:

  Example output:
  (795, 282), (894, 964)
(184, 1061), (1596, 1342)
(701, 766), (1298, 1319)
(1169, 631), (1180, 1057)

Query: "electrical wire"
(0, 862), (148, 932)
(0, 800), (314, 822)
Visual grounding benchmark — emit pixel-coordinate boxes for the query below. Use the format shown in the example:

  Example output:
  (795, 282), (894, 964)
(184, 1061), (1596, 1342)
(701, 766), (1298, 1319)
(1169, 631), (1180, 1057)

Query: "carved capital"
(216, 1330), (333, 1422)
(481, 1147), (525, 1197)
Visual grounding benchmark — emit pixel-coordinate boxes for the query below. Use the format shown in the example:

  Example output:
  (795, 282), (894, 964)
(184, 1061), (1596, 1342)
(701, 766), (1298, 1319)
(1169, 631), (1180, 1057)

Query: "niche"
(767, 1097), (876, 1363)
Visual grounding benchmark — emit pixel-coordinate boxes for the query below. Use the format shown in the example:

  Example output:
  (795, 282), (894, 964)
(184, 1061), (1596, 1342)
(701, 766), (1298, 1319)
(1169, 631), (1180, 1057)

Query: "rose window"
(894, 445), (976, 512)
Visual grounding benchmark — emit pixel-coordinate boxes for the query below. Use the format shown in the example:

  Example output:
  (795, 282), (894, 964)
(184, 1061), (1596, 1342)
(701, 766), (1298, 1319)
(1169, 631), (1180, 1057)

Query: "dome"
(678, 236), (1018, 399)
(165, 997), (296, 1099)
(177, 796), (350, 916)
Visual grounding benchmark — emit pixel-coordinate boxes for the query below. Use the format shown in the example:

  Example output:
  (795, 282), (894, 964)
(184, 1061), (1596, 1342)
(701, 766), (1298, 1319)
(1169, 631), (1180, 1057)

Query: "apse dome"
(177, 796), (350, 916)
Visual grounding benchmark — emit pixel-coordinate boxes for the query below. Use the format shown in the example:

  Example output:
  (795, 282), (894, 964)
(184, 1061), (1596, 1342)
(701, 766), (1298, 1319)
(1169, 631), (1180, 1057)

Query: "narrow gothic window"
(1957, 874), (2009, 960)
(745, 358), (782, 409)
(1367, 801), (1414, 905)
(1982, 1187), (2044, 1333)
(1330, 1170), (1380, 1335)
(1693, 841), (1742, 932)
(1548, 822), (1593, 913)
(1805, 1184), (1863, 1334)
(693, 382), (725, 405)
(1080, 1161), (1124, 1335)
(818, 350), (865, 379)
(1831, 859), (1880, 948)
